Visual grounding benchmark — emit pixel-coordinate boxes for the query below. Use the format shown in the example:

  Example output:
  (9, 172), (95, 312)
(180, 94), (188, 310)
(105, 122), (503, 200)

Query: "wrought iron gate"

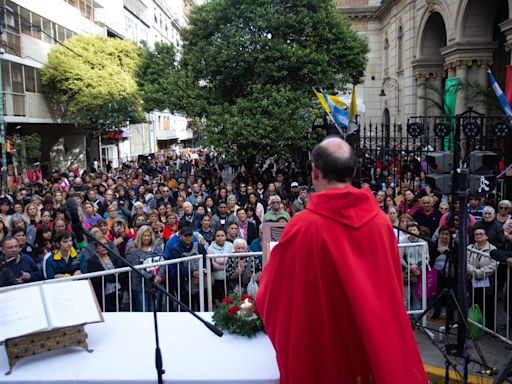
(346, 109), (511, 198)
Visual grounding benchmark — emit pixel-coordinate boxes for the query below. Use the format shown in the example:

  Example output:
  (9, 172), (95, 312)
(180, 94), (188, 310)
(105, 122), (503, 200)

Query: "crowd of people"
(0, 146), (510, 325)
(0, 148), (310, 311)
(385, 178), (512, 326)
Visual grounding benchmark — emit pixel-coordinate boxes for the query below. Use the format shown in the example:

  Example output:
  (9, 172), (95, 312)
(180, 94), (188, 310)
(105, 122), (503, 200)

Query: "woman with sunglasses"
(497, 200), (512, 224)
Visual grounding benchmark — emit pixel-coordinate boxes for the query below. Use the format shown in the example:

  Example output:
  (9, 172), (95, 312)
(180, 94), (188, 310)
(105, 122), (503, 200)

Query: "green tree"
(137, 42), (186, 113)
(144, 0), (367, 163)
(13, 133), (41, 167)
(41, 35), (145, 136)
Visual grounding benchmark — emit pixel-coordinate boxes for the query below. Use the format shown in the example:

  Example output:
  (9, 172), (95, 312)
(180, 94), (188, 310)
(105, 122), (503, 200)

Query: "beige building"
(338, 0), (512, 126)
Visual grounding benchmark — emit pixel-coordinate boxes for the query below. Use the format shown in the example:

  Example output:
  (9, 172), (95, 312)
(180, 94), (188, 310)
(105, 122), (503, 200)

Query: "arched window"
(397, 27), (404, 70)
(384, 38), (390, 76)
(397, 27), (403, 70)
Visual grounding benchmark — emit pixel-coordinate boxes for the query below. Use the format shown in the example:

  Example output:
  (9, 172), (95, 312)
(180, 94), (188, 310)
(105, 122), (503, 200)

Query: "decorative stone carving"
(336, 0), (369, 8)
(351, 21), (369, 30)
(425, 0), (434, 12)
(396, 0), (407, 12)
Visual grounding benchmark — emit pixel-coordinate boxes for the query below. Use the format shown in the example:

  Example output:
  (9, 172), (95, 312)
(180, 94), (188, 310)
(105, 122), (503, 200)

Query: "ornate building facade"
(338, 0), (512, 125)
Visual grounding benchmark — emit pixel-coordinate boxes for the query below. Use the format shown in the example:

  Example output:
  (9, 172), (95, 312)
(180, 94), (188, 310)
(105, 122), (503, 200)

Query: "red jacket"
(256, 185), (427, 384)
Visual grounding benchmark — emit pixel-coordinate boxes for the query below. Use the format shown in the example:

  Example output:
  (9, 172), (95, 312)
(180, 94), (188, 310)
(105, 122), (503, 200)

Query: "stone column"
(474, 61), (489, 115)
(433, 74), (444, 114)
(416, 74), (426, 116)
(455, 62), (468, 115)
(444, 61), (457, 80)
(499, 19), (512, 64)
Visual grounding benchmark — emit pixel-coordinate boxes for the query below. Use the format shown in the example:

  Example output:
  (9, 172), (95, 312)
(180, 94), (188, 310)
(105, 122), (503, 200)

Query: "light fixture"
(494, 122), (510, 137)
(379, 89), (386, 97)
(462, 120), (481, 138)
(406, 122), (424, 138)
(433, 122), (450, 138)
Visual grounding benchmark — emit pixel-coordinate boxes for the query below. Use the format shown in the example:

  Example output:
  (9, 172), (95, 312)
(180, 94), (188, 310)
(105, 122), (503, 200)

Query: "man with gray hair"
(413, 195), (442, 235)
(472, 205), (505, 249)
(179, 202), (202, 229)
(292, 186), (309, 215)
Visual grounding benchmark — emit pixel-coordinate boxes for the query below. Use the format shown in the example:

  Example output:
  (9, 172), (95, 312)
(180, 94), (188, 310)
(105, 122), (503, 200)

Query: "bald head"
(321, 137), (352, 159)
(311, 136), (356, 187)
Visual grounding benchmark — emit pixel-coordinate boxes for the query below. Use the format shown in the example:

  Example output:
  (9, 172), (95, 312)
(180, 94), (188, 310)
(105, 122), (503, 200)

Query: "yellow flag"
(315, 91), (348, 113)
(315, 91), (330, 113)
(349, 85), (357, 120)
(330, 95), (347, 108)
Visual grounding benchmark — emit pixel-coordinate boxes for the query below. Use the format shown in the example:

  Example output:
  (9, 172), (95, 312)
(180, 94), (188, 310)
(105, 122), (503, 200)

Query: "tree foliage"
(139, 0), (368, 161)
(41, 35), (145, 135)
(137, 42), (187, 113)
(418, 80), (502, 116)
(13, 133), (41, 162)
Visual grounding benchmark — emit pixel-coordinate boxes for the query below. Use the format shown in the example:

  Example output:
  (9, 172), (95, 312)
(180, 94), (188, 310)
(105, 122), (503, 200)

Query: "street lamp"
(379, 77), (401, 114)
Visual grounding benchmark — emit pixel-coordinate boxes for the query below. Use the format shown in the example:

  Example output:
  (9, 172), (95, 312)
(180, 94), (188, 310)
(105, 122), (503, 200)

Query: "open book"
(0, 280), (104, 343)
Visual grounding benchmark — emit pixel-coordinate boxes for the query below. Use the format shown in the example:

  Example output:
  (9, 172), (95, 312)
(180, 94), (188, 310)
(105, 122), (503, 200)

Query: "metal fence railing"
(466, 246), (512, 345)
(0, 255), (205, 313)
(206, 252), (263, 311)
(398, 241), (430, 320)
(5, 244), (512, 345)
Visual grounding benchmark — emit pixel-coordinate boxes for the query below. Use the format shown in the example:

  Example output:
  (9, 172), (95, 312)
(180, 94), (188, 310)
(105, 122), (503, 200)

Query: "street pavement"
(417, 318), (511, 383)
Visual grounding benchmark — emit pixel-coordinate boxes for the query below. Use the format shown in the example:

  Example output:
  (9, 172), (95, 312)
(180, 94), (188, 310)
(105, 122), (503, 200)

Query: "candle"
(240, 298), (253, 312)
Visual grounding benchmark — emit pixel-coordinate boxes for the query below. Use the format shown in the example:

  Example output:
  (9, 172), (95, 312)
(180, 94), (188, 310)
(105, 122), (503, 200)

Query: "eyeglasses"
(474, 232), (486, 236)
(499, 206), (510, 210)
(154, 230), (163, 234)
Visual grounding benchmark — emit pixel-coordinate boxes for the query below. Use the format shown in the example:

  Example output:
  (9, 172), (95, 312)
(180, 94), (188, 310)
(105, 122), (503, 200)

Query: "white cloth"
(0, 312), (279, 383)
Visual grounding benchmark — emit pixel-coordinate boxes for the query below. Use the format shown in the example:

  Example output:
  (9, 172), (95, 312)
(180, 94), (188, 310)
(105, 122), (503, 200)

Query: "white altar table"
(0, 312), (279, 384)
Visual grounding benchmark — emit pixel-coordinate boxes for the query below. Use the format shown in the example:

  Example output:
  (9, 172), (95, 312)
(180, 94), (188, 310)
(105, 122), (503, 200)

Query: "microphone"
(65, 198), (87, 249)
(478, 367), (497, 376)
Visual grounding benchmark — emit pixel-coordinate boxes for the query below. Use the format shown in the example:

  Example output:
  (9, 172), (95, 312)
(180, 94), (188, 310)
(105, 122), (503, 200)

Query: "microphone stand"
(80, 225), (223, 384)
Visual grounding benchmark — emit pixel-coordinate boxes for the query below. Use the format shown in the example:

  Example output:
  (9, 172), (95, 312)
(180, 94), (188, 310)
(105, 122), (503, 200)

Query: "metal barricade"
(206, 252), (263, 311)
(398, 241), (430, 319)
(466, 246), (512, 345)
(0, 255), (205, 313)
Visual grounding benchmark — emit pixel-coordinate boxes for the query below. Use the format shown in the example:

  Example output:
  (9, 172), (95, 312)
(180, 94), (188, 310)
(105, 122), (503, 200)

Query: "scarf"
(237, 219), (249, 239)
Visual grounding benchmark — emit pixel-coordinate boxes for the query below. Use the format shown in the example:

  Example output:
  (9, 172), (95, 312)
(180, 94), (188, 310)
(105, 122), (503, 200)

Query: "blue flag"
(488, 68), (512, 118)
(321, 90), (349, 127)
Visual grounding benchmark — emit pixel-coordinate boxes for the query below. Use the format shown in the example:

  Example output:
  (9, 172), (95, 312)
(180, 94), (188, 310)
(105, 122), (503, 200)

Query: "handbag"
(247, 274), (259, 297)
(468, 304), (484, 340)
(415, 265), (438, 299)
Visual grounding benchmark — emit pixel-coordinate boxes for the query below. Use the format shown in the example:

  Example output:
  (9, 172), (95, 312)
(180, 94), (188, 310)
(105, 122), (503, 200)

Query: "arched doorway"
(414, 12), (448, 116)
(420, 12), (447, 60)
(492, 0), (509, 86)
(457, 0), (509, 112)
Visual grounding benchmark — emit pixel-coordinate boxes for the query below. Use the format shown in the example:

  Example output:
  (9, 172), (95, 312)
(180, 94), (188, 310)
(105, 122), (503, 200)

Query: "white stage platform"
(0, 312), (280, 384)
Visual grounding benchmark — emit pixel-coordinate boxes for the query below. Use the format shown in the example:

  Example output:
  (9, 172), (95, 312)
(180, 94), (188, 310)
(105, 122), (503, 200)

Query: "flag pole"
(312, 87), (345, 138)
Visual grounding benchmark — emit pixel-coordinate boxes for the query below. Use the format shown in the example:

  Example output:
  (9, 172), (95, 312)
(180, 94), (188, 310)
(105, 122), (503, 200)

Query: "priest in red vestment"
(256, 137), (427, 384)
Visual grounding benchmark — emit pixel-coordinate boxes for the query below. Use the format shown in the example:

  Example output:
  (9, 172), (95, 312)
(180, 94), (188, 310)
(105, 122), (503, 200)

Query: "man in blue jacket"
(170, 225), (207, 311)
(2, 236), (42, 283)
